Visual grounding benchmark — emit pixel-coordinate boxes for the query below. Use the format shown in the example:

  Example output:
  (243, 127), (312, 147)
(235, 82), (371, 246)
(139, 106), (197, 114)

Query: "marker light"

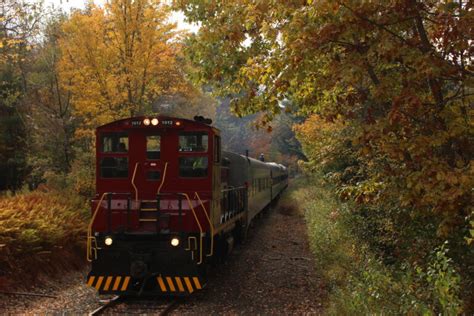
(151, 118), (159, 126)
(104, 237), (113, 246)
(171, 237), (180, 247)
(143, 118), (151, 126)
(175, 121), (181, 126)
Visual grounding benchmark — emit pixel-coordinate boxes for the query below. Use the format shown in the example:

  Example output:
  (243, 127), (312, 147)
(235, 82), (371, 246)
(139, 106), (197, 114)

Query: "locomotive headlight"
(170, 237), (180, 247)
(143, 118), (151, 126)
(151, 118), (159, 126)
(104, 236), (113, 246)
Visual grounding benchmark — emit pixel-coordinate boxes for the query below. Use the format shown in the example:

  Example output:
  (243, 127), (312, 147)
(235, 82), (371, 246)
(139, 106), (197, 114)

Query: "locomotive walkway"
(0, 197), (326, 314)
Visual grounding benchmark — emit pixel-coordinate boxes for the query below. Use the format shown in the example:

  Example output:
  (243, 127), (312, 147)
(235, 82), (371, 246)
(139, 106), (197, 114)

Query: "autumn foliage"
(179, 0), (473, 312)
(58, 0), (193, 140)
(0, 191), (86, 288)
(179, 0), (473, 229)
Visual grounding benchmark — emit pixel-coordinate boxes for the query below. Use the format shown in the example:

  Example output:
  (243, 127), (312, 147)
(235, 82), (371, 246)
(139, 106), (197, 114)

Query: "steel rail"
(88, 295), (122, 316)
(160, 299), (179, 316)
(88, 296), (178, 316)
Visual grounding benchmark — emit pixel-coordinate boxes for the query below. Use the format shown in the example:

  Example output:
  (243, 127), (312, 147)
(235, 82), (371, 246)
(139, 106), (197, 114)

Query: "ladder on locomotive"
(139, 200), (161, 222)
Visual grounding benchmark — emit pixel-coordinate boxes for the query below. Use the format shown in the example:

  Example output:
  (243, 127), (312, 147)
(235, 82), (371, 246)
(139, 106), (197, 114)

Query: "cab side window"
(214, 136), (221, 163)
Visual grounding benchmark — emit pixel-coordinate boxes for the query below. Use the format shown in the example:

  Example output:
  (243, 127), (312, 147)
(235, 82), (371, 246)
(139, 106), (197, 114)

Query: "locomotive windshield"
(100, 157), (128, 178)
(146, 135), (161, 160)
(99, 132), (129, 178)
(179, 132), (208, 152)
(179, 156), (208, 177)
(101, 132), (128, 152)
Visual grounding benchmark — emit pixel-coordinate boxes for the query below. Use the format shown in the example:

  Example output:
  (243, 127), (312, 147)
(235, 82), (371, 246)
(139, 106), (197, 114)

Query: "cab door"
(128, 130), (172, 200)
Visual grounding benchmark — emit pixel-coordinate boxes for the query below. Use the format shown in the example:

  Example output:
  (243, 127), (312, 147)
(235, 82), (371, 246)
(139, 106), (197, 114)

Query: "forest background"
(0, 0), (472, 314)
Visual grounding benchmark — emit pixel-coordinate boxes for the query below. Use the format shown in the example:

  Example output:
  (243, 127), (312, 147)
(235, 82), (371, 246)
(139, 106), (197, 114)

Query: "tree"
(0, 0), (41, 190)
(26, 13), (76, 184)
(214, 96), (304, 171)
(58, 0), (196, 142)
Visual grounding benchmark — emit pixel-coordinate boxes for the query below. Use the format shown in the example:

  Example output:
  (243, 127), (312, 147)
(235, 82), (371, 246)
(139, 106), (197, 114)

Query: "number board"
(161, 120), (173, 126)
(131, 120), (142, 127)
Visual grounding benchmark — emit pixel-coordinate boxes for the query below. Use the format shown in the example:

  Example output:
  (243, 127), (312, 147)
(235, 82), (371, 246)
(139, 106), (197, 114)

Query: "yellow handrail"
(181, 193), (204, 265)
(185, 236), (198, 260)
(194, 192), (214, 257)
(156, 162), (168, 194)
(87, 192), (108, 262)
(131, 162), (139, 201)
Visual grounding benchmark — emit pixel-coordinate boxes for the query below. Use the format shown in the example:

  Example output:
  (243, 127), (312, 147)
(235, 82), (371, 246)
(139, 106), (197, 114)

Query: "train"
(86, 115), (288, 295)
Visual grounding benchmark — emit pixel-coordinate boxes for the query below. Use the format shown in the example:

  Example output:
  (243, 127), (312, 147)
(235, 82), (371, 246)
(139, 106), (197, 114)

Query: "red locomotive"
(86, 116), (288, 295)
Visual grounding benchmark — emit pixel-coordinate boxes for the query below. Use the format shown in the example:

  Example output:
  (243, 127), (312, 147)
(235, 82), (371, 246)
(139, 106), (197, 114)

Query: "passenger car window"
(146, 135), (161, 160)
(179, 156), (208, 177)
(100, 157), (128, 178)
(101, 133), (128, 153)
(179, 132), (208, 152)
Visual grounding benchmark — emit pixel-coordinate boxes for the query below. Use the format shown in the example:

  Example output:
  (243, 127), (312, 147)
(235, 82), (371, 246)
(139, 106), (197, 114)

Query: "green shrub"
(285, 176), (465, 315)
(423, 242), (463, 315)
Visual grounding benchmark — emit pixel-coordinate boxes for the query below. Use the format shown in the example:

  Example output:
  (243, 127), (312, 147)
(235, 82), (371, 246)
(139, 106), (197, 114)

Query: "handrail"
(156, 162), (168, 194)
(87, 192), (131, 262)
(221, 186), (246, 193)
(156, 192), (205, 265)
(87, 192), (108, 262)
(181, 193), (204, 265)
(194, 192), (214, 257)
(185, 236), (198, 260)
(131, 162), (139, 201)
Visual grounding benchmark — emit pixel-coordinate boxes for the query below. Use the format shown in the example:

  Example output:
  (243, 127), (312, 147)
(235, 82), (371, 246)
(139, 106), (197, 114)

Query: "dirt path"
(173, 203), (326, 315)
(0, 200), (326, 315)
(0, 267), (100, 314)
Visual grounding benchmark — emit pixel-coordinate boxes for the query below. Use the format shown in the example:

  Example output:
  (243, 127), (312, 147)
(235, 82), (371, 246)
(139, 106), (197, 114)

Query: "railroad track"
(89, 296), (179, 316)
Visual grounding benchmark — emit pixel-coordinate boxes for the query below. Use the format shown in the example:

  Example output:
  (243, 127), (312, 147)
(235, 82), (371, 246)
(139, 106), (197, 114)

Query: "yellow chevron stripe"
(104, 276), (113, 291)
(192, 277), (202, 290)
(175, 277), (185, 292)
(87, 276), (95, 287)
(166, 277), (176, 292)
(184, 277), (194, 294)
(95, 276), (104, 290)
(157, 277), (167, 292)
(112, 276), (122, 291)
(121, 276), (130, 291)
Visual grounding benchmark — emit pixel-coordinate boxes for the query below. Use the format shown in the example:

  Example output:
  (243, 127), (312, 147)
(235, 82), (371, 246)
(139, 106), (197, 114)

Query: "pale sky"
(41, 0), (198, 32)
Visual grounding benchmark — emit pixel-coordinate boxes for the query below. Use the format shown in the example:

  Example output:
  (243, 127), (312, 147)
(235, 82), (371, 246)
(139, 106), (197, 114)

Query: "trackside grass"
(281, 176), (464, 315)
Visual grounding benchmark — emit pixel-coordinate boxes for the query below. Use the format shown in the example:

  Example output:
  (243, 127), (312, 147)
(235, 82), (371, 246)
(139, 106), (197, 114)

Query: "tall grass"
(282, 176), (463, 315)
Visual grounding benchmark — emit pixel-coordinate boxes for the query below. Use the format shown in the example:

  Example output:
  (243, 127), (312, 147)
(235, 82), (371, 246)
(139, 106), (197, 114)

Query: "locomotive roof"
(96, 116), (217, 132)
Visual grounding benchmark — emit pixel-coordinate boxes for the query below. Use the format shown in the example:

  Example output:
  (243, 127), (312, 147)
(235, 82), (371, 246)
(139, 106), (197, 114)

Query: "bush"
(0, 191), (88, 280)
(285, 176), (465, 314)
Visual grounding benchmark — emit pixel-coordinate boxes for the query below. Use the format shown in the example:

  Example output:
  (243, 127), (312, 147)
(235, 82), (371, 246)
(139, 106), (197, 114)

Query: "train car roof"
(223, 151), (287, 169)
